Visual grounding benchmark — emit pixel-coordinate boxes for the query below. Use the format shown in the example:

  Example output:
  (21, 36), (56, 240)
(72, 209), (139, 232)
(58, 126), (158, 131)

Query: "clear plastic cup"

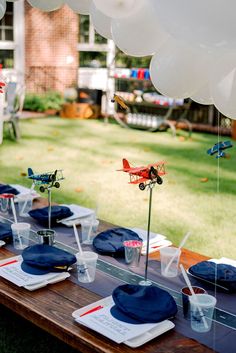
(81, 219), (92, 244)
(76, 251), (98, 283)
(0, 193), (14, 216)
(189, 294), (217, 332)
(182, 286), (207, 320)
(81, 218), (99, 245)
(11, 222), (31, 250)
(92, 219), (99, 234)
(0, 197), (10, 214)
(17, 193), (33, 217)
(160, 247), (181, 277)
(123, 240), (143, 268)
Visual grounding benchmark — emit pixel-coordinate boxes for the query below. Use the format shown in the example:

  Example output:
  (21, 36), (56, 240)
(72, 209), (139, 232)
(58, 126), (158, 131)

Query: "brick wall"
(25, 2), (78, 93)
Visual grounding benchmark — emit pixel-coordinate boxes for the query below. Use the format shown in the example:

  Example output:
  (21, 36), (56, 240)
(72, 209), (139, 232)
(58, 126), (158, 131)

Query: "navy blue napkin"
(110, 284), (177, 324)
(21, 244), (76, 275)
(0, 222), (12, 242)
(0, 184), (19, 195)
(93, 227), (142, 257)
(28, 205), (73, 226)
(189, 261), (236, 293)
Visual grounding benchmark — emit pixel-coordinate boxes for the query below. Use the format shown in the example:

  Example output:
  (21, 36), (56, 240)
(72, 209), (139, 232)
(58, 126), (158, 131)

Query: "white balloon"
(151, 0), (236, 52)
(111, 0), (169, 57)
(90, 2), (112, 39)
(27, 0), (64, 12)
(191, 83), (214, 105)
(93, 0), (139, 19)
(66, 0), (92, 15)
(211, 54), (236, 119)
(0, 0), (6, 21)
(150, 39), (212, 99)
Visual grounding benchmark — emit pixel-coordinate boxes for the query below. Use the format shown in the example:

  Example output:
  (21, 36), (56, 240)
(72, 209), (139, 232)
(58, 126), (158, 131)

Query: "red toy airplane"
(0, 81), (5, 93)
(118, 158), (166, 190)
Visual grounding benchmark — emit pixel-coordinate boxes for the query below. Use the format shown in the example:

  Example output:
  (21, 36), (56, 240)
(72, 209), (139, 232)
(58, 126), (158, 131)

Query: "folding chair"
(3, 82), (25, 141)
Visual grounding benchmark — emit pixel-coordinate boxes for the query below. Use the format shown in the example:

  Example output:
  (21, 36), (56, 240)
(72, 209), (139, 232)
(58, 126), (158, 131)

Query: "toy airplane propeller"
(27, 168), (64, 192)
(118, 158), (166, 190)
(207, 140), (233, 158)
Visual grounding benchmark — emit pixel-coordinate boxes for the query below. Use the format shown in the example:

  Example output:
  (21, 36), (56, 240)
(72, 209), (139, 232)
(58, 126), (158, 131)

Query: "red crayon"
(0, 259), (18, 267)
(80, 305), (104, 317)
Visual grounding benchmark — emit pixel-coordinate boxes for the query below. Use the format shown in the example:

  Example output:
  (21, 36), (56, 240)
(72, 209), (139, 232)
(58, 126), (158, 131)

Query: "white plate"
(0, 240), (6, 247)
(57, 204), (95, 226)
(141, 239), (172, 255)
(24, 272), (70, 291)
(72, 296), (175, 348)
(11, 184), (40, 202)
(130, 228), (172, 255)
(131, 228), (166, 243)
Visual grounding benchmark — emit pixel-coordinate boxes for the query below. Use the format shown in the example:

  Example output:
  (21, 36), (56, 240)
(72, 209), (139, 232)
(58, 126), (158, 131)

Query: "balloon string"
(216, 111), (220, 194)
(213, 110), (221, 353)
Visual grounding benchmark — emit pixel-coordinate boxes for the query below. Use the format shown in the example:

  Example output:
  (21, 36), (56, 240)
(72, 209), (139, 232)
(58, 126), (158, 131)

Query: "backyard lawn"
(1, 116), (236, 259)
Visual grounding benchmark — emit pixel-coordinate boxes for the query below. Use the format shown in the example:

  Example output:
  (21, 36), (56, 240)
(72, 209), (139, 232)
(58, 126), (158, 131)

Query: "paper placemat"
(72, 296), (174, 347)
(0, 256), (70, 290)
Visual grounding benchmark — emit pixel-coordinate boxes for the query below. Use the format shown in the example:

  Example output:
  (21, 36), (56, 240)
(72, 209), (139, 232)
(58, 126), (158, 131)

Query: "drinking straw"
(10, 197), (17, 224)
(164, 231), (191, 275)
(10, 197), (23, 249)
(180, 264), (208, 329)
(73, 223), (83, 254)
(72, 223), (92, 282)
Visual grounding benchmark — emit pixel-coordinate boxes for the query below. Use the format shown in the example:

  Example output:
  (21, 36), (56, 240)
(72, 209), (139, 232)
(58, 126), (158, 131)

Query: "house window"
(79, 15), (89, 43)
(79, 51), (107, 68)
(0, 49), (14, 68)
(0, 2), (14, 41)
(78, 15), (109, 68)
(79, 14), (107, 45)
(0, 2), (14, 68)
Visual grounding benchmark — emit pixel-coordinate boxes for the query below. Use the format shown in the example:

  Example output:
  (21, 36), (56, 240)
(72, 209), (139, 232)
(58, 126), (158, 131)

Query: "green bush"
(24, 91), (65, 112)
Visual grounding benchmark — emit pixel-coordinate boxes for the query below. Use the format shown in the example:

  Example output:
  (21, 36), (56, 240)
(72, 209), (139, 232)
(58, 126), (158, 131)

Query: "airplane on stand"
(207, 140), (233, 158)
(27, 168), (64, 192)
(111, 94), (128, 110)
(0, 81), (6, 93)
(118, 159), (166, 190)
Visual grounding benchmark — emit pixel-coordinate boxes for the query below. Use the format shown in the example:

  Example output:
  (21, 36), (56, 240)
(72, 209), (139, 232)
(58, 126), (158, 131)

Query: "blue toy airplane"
(207, 141), (233, 158)
(27, 168), (64, 192)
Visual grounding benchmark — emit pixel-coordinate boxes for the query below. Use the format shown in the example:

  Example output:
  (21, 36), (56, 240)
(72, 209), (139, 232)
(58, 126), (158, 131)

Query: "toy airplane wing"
(117, 166), (147, 173)
(207, 144), (219, 155)
(147, 161), (166, 168)
(147, 161), (167, 176)
(129, 166), (147, 173)
(129, 177), (148, 184)
(219, 140), (233, 150)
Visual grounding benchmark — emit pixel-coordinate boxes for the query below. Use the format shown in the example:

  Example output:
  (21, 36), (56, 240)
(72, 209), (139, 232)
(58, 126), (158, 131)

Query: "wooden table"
(0, 230), (215, 352)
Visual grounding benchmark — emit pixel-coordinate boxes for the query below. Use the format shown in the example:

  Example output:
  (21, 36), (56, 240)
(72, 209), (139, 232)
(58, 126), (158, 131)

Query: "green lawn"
(1, 116), (236, 259)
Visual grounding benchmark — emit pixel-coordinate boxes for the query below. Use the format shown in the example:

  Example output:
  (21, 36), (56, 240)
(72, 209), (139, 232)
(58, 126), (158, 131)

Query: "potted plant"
(60, 87), (78, 118)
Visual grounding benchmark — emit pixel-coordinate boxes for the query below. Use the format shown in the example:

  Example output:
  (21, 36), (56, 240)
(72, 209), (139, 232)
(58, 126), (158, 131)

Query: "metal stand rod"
(144, 185), (153, 282)
(48, 188), (52, 230)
